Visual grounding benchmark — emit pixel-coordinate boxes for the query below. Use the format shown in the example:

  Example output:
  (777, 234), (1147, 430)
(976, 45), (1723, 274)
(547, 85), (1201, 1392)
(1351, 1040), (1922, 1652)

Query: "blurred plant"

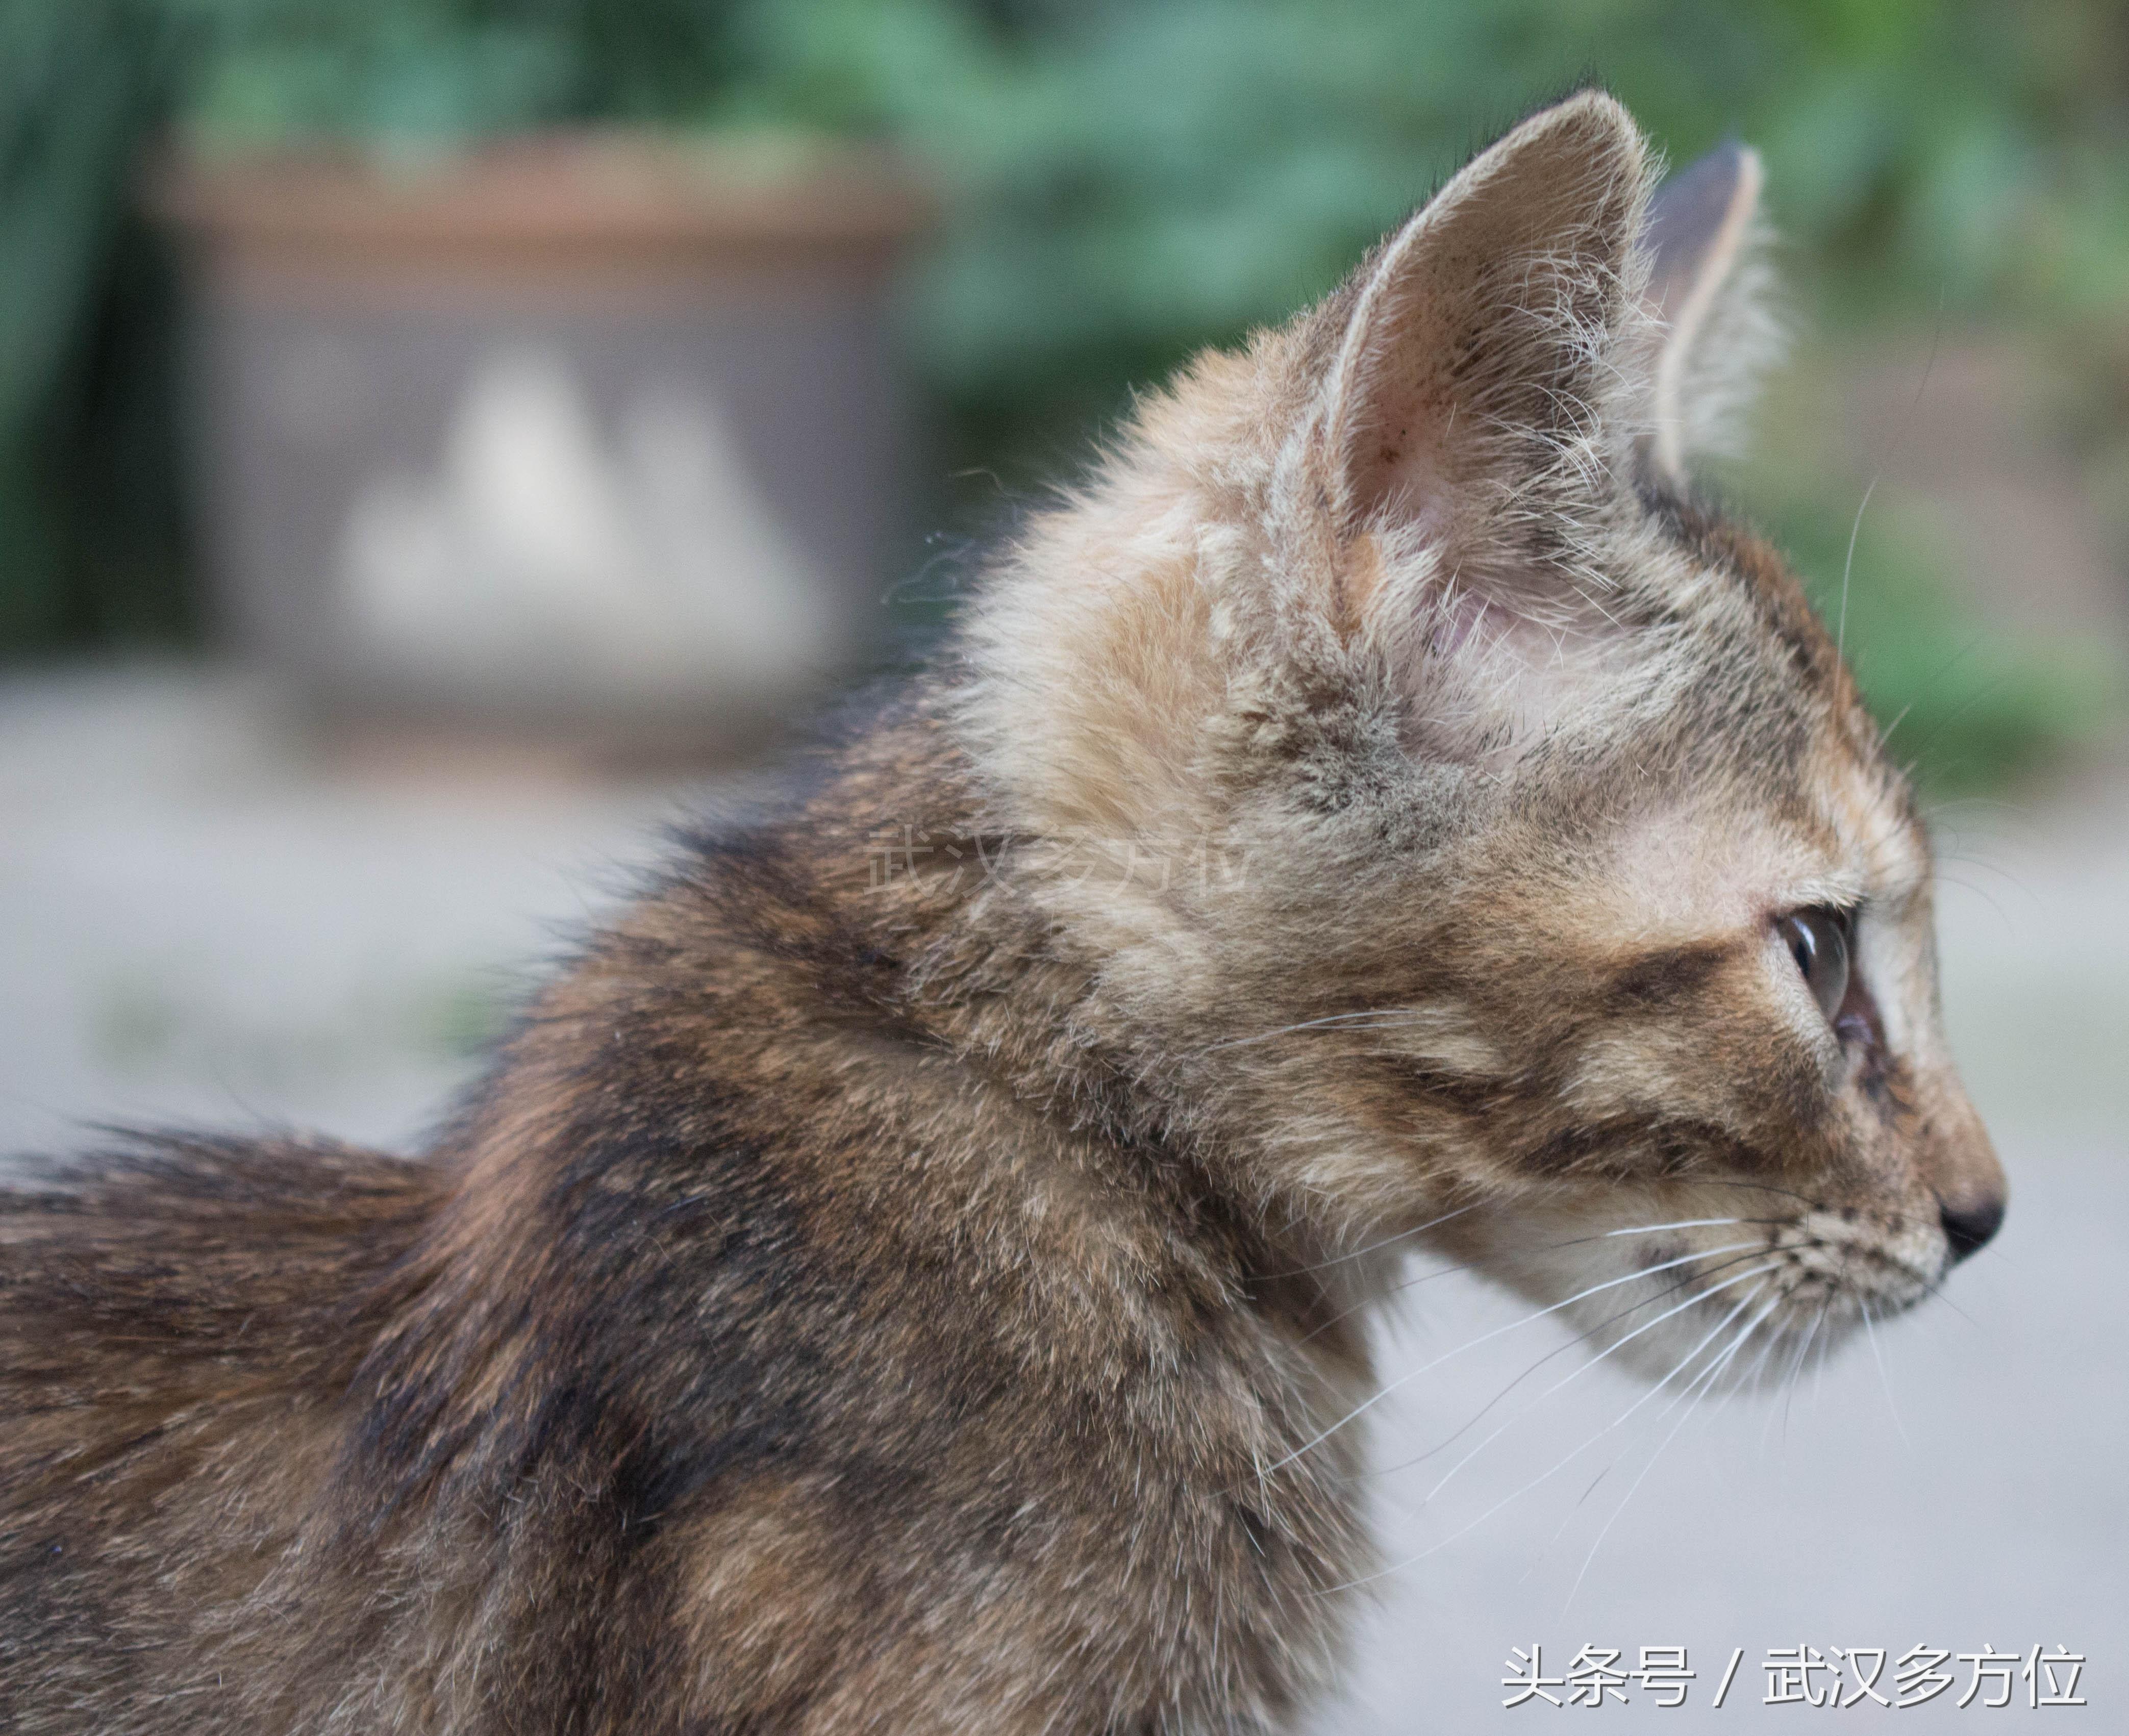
(1, 1), (194, 647)
(712, 0), (2129, 468)
(3, 0), (2123, 785)
(732, 0), (2129, 787)
(176, 0), (740, 145)
(1763, 489), (2114, 795)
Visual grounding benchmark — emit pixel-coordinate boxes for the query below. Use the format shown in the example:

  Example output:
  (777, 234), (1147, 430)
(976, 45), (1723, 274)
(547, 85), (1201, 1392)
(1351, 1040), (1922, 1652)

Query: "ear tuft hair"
(1318, 91), (1657, 587)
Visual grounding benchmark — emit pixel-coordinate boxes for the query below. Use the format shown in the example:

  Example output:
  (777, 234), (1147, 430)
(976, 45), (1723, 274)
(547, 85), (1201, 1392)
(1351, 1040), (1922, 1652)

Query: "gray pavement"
(4, 664), (2122, 1729)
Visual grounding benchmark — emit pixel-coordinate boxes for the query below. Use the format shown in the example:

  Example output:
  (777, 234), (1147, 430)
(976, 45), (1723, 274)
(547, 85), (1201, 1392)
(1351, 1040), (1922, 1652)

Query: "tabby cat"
(0, 92), (2003, 1734)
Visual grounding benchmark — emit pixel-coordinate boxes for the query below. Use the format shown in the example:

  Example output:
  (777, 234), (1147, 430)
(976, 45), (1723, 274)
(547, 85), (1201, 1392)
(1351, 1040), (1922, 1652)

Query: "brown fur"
(2, 94), (2000, 1733)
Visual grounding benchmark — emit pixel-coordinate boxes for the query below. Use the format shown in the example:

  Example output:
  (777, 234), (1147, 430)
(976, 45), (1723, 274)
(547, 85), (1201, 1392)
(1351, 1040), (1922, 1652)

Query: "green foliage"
(3, 0), (2123, 789)
(719, 0), (2127, 791)
(710, 0), (2129, 459)
(173, 0), (742, 143)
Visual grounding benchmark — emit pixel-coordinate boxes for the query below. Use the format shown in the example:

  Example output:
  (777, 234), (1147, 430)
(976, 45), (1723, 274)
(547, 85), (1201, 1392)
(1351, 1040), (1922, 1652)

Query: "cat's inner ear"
(1641, 141), (1779, 489)
(1321, 92), (1654, 566)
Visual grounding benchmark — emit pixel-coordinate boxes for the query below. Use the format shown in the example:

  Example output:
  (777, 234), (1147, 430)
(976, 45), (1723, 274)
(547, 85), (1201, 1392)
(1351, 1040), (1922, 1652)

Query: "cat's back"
(0, 853), (1374, 1734)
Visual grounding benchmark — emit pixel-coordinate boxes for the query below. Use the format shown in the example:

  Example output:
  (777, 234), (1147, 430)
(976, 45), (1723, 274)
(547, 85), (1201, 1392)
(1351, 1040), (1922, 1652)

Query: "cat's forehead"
(1661, 507), (1859, 711)
(1598, 506), (1933, 913)
(1580, 758), (1927, 937)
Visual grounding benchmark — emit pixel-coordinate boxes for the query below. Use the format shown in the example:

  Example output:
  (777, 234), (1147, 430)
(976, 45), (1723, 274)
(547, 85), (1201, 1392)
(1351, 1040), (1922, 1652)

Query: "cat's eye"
(1777, 907), (1851, 1025)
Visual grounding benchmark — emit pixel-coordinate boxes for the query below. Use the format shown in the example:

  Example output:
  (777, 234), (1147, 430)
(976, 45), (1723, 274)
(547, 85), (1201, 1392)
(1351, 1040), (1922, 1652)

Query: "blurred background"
(4, 0), (2127, 1726)
(6, 0), (2128, 769)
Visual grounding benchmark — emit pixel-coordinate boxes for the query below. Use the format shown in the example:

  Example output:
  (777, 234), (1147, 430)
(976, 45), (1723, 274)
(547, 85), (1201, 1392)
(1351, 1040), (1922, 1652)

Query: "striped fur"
(1, 93), (2000, 1733)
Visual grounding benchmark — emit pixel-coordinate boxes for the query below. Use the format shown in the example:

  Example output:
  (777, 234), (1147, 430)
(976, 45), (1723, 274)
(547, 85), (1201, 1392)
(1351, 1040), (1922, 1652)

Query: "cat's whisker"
(1380, 1244), (1780, 1457)
(1562, 1289), (1782, 1611)
(1325, 1276), (1781, 1594)
(1930, 870), (2017, 927)
(1678, 1287), (1782, 1415)
(1292, 1216), (1756, 1347)
(1859, 1298), (1911, 1450)
(1354, 1244), (1775, 1474)
(1383, 1217), (1765, 1304)
(1929, 806), (2022, 843)
(1725, 1293), (1797, 1403)
(1810, 1297), (1839, 1408)
(1912, 1272), (1982, 1332)
(1599, 1216), (1741, 1237)
(1262, 1201), (1482, 1279)
(1262, 1240), (1767, 1474)
(1874, 697), (1917, 752)
(1686, 1177), (1822, 1212)
(1689, 1312), (1783, 1456)
(1296, 1261), (1471, 1343)
(1298, 1265), (1459, 1345)
(1769, 1300), (1830, 1454)
(1515, 1463), (1617, 1589)
(1393, 1260), (1783, 1504)
(1835, 474), (1877, 664)
(1351, 1214), (1763, 1313)
(1932, 850), (2037, 904)
(1899, 655), (2023, 784)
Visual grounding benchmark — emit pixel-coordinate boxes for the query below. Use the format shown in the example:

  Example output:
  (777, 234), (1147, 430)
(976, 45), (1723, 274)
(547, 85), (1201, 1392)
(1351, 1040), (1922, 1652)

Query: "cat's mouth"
(1769, 1209), (1941, 1304)
(1435, 1191), (1952, 1396)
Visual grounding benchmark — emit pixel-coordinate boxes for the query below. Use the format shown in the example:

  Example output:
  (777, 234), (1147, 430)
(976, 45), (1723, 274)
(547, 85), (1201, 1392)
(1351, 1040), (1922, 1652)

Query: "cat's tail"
(0, 1135), (447, 1724)
(0, 1131), (447, 1496)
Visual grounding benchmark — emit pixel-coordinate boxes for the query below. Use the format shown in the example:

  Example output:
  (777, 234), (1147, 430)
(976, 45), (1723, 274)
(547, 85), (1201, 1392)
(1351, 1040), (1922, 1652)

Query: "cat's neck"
(793, 698), (1412, 1325)
(428, 694), (1397, 1351)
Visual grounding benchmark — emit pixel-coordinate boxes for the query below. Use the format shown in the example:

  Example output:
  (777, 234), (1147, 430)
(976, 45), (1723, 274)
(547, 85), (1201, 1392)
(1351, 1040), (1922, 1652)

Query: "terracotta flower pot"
(156, 132), (933, 752)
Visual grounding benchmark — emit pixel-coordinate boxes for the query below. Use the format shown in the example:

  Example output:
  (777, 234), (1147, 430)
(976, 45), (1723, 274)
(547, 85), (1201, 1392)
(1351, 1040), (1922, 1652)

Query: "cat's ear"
(1320, 91), (1655, 562)
(1641, 140), (1781, 488)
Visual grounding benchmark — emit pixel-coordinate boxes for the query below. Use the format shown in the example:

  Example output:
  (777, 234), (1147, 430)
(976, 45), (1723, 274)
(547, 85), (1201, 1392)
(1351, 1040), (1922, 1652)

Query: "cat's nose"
(1938, 1193), (2005, 1262)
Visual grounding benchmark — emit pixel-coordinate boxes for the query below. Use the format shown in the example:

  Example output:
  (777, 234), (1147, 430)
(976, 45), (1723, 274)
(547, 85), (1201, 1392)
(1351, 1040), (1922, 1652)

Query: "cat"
(1, 91), (2004, 1734)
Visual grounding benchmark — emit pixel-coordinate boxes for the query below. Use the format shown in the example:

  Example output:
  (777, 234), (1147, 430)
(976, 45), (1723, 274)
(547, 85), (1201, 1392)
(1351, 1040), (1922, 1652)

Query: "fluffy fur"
(1, 93), (2002, 1734)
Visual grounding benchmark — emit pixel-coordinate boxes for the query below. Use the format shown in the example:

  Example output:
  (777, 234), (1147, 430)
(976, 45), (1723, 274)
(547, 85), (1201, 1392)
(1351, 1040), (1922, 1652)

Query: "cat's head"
(957, 91), (2003, 1380)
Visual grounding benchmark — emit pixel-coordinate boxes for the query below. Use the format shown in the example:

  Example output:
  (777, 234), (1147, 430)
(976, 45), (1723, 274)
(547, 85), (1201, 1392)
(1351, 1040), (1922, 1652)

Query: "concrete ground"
(3, 664), (2122, 1728)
